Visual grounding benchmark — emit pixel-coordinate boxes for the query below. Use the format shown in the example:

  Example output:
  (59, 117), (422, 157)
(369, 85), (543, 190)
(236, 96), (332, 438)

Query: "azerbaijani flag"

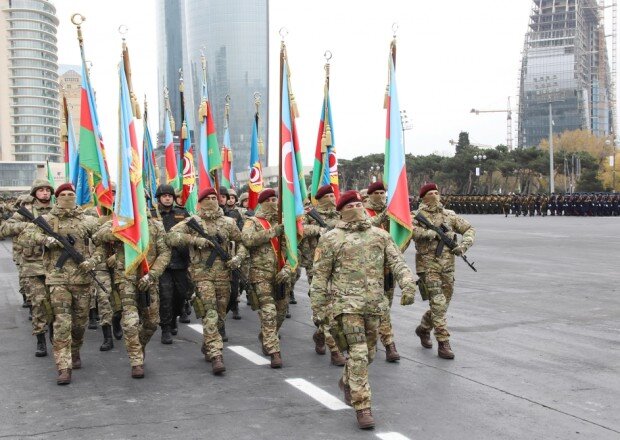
(78, 58), (113, 210)
(113, 58), (149, 275)
(142, 111), (159, 209)
(248, 112), (263, 210)
(65, 109), (92, 206)
(181, 121), (198, 214)
(164, 108), (180, 191)
(383, 41), (412, 249)
(311, 82), (339, 202)
(46, 160), (56, 204)
(221, 143), (233, 189)
(280, 51), (306, 269)
(197, 82), (222, 192)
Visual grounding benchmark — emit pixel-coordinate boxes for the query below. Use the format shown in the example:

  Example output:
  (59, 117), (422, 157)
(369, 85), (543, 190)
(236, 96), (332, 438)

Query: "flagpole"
(61, 92), (70, 182)
(278, 30), (286, 266)
(179, 69), (186, 181)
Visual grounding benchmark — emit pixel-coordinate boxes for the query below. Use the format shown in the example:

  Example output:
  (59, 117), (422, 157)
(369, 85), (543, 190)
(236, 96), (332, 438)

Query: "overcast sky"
(53, 0), (617, 176)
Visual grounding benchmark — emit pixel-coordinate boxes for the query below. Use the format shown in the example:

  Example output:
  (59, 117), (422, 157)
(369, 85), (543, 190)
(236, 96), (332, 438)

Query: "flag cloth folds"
(182, 122), (198, 214)
(311, 69), (339, 202)
(163, 107), (180, 191)
(46, 160), (56, 203)
(197, 62), (222, 193)
(279, 49), (306, 270)
(383, 40), (412, 249)
(142, 107), (160, 208)
(65, 110), (92, 206)
(248, 111), (263, 210)
(78, 58), (113, 210)
(221, 140), (233, 189)
(113, 58), (149, 275)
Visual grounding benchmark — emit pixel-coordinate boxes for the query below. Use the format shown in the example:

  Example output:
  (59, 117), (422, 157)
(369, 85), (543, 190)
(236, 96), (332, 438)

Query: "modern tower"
(0, 0), (60, 164)
(518, 0), (614, 148)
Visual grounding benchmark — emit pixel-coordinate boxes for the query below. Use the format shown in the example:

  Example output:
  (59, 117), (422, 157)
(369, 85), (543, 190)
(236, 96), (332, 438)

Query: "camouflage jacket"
(309, 219), (416, 317)
(93, 218), (170, 284)
(166, 209), (247, 282)
(411, 202), (475, 273)
(1, 201), (52, 275)
(241, 213), (284, 283)
(18, 206), (101, 285)
(299, 207), (339, 269)
(365, 200), (389, 230)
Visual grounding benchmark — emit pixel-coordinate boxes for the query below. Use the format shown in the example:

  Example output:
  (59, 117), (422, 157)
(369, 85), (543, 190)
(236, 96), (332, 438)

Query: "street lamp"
(400, 110), (413, 151)
(534, 75), (564, 193)
(473, 154), (487, 193)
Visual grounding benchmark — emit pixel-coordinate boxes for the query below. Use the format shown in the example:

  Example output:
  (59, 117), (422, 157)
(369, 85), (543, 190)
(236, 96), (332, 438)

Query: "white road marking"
(285, 378), (349, 411)
(227, 345), (271, 365)
(376, 433), (411, 440)
(188, 323), (203, 334)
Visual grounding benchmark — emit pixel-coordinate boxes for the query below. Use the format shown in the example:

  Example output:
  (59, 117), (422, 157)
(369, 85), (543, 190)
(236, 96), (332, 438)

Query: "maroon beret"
(54, 183), (75, 198)
(258, 188), (277, 204)
(315, 184), (334, 200)
(198, 187), (217, 202)
(336, 190), (362, 211)
(367, 181), (386, 194)
(419, 182), (439, 198)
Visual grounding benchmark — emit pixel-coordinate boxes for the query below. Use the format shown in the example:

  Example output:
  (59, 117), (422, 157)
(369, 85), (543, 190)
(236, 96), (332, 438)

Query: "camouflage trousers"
(307, 273), (338, 353)
(254, 281), (289, 355)
(88, 270), (113, 326)
(117, 281), (160, 367)
(419, 271), (454, 342)
(215, 279), (230, 330)
(340, 313), (379, 411)
(196, 280), (227, 359)
(49, 284), (91, 370)
(378, 287), (395, 347)
(24, 275), (50, 335)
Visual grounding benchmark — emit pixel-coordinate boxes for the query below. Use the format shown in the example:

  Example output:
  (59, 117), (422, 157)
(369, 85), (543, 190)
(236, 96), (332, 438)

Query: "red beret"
(54, 183), (75, 198)
(367, 181), (386, 194)
(336, 190), (362, 211)
(258, 188), (277, 204)
(198, 187), (217, 202)
(315, 184), (334, 200)
(419, 182), (439, 198)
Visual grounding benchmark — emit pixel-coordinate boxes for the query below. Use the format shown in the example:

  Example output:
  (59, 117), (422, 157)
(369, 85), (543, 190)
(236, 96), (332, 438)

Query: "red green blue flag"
(142, 104), (159, 209)
(384, 40), (412, 249)
(248, 111), (263, 210)
(163, 105), (180, 191)
(198, 56), (222, 193)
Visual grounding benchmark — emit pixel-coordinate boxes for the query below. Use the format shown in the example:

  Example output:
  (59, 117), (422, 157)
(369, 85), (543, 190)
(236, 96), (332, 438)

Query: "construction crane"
(448, 139), (493, 149)
(470, 97), (513, 150)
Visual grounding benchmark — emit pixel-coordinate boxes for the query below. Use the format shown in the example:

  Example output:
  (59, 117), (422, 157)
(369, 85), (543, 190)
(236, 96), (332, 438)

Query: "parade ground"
(0, 215), (618, 440)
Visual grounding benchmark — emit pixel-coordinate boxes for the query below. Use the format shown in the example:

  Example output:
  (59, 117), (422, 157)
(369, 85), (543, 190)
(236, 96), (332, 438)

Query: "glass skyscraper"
(183, 0), (269, 175)
(518, 0), (614, 148)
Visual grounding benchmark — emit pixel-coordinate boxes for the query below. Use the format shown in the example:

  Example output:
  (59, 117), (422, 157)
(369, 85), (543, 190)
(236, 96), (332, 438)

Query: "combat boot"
(57, 369), (71, 385)
(232, 308), (241, 320)
(338, 377), (352, 406)
(88, 308), (98, 329)
(270, 352), (283, 368)
(285, 305), (291, 319)
(438, 341), (455, 359)
(289, 292), (297, 304)
(219, 326), (228, 342)
(161, 326), (173, 345)
(356, 408), (375, 430)
(179, 310), (190, 324)
(99, 325), (114, 351)
(415, 325), (433, 349)
(112, 313), (123, 340)
(35, 333), (47, 357)
(330, 350), (346, 366)
(131, 364), (144, 378)
(385, 343), (400, 362)
(170, 318), (178, 335)
(71, 352), (82, 369)
(211, 355), (226, 375)
(313, 330), (326, 355)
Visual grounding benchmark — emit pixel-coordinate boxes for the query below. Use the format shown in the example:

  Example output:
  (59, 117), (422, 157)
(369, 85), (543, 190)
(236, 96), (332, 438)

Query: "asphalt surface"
(0, 215), (618, 440)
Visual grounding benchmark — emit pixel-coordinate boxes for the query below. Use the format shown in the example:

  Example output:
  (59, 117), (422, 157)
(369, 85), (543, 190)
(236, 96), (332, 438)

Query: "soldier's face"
(370, 190), (386, 205)
(200, 195), (219, 211)
(423, 189), (440, 205)
(226, 197), (236, 207)
(35, 187), (51, 202)
(242, 199), (249, 208)
(159, 194), (174, 207)
(219, 194), (227, 205)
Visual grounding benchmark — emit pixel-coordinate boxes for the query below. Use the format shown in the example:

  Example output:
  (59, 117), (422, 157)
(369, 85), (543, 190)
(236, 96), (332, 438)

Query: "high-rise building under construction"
(518, 0), (615, 148)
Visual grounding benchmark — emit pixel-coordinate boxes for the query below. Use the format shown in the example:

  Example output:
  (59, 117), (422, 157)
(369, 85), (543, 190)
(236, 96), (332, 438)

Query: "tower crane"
(470, 97), (514, 150)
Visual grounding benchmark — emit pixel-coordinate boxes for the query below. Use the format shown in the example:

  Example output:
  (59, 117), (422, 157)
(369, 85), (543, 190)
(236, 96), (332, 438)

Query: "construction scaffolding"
(518, 0), (615, 148)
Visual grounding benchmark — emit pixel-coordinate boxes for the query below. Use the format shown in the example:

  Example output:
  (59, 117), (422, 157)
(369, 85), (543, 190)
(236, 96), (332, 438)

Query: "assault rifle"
(413, 212), (477, 272)
(17, 206), (110, 291)
(307, 208), (329, 229)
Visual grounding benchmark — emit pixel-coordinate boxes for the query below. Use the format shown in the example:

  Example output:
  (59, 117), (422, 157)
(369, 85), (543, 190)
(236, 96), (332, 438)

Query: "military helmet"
(155, 184), (176, 198)
(239, 192), (249, 203)
(30, 179), (54, 197)
(228, 188), (238, 200)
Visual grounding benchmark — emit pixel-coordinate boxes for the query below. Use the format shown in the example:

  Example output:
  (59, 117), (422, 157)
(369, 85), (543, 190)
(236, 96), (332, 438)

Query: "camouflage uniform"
(1, 199), (52, 337)
(241, 211), (288, 356)
(18, 206), (101, 372)
(310, 218), (417, 412)
(93, 218), (170, 369)
(167, 209), (246, 361)
(411, 202), (475, 344)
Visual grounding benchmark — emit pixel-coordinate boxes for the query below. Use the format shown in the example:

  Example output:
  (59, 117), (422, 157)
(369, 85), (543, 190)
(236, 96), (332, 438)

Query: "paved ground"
(0, 215), (618, 440)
